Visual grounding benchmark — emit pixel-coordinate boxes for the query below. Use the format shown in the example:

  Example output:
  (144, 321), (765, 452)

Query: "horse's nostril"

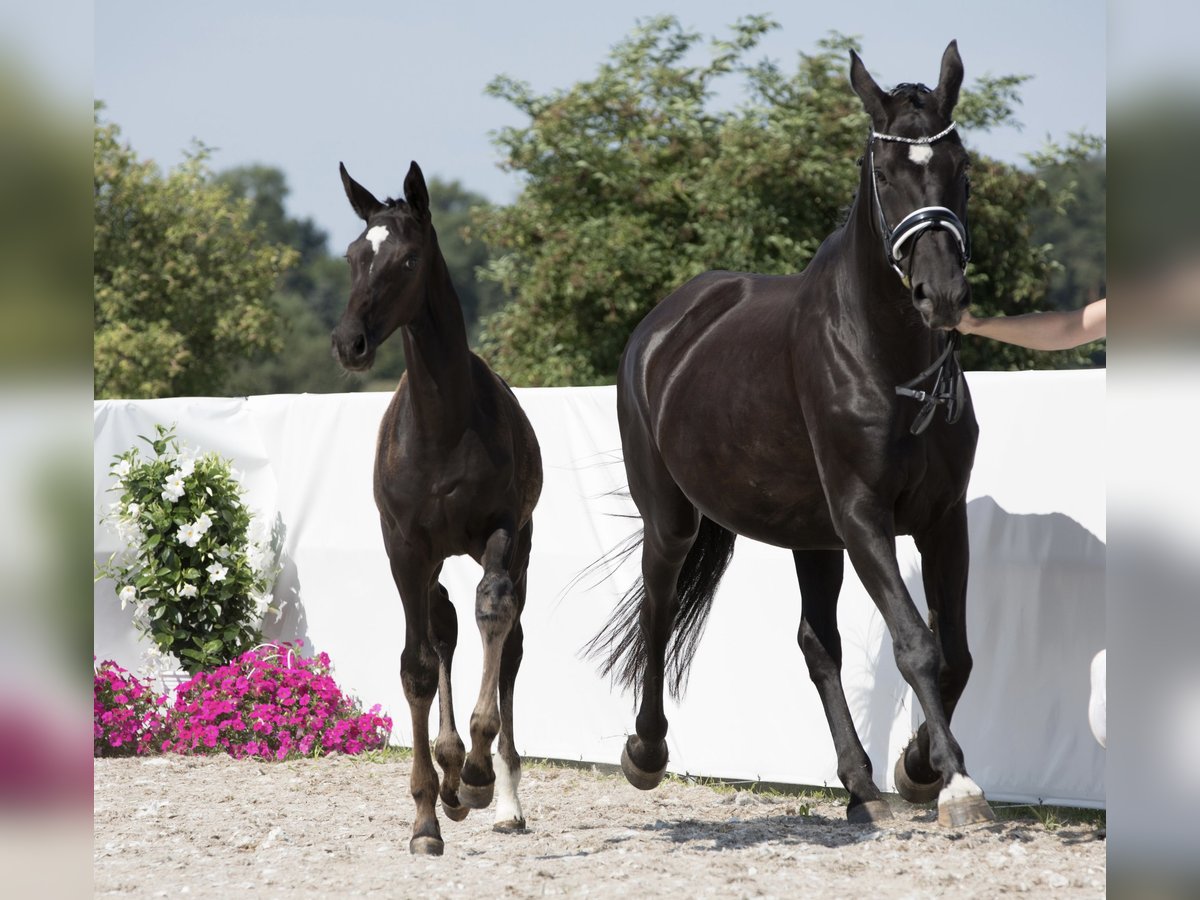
(352, 335), (367, 358)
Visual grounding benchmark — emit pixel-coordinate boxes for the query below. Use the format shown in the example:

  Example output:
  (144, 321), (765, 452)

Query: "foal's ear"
(934, 40), (964, 119)
(339, 162), (384, 221)
(403, 161), (430, 223)
(849, 50), (888, 129)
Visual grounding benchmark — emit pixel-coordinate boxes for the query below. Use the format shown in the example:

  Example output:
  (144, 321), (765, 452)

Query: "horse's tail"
(585, 515), (737, 701)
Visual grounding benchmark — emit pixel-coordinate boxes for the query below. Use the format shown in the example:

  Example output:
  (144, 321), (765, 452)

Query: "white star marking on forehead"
(908, 144), (934, 166)
(366, 225), (390, 254)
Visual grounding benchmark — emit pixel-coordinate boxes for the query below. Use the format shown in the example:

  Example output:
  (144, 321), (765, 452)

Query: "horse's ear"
(339, 162), (383, 222)
(934, 40), (964, 119)
(849, 50), (888, 129)
(403, 161), (430, 222)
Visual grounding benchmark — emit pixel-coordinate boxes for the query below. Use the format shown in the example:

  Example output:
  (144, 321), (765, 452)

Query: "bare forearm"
(958, 299), (1106, 351)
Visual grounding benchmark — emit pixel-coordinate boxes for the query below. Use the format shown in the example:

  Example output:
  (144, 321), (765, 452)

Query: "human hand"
(955, 310), (980, 334)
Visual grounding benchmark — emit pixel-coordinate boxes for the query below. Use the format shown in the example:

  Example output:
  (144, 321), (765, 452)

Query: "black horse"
(332, 162), (543, 855)
(589, 41), (994, 827)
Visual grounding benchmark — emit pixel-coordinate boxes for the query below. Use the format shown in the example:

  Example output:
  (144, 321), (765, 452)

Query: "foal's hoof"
(493, 817), (527, 834)
(620, 742), (667, 791)
(894, 754), (943, 804)
(938, 794), (996, 827)
(409, 835), (445, 856)
(441, 796), (470, 822)
(847, 799), (893, 824)
(457, 779), (495, 810)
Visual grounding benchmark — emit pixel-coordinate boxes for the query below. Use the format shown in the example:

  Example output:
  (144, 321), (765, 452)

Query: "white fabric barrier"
(94, 370), (1105, 807)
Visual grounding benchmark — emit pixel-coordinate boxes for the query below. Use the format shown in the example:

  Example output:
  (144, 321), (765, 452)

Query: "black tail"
(584, 516), (737, 701)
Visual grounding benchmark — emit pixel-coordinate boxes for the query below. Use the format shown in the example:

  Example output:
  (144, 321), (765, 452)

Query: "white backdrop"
(94, 370), (1105, 807)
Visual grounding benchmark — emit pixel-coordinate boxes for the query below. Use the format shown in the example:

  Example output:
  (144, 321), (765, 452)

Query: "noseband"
(868, 120), (970, 286)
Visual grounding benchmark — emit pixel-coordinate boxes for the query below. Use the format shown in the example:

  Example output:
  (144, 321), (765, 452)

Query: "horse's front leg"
(895, 502), (975, 805)
(458, 523), (520, 810)
(492, 520), (533, 832)
(793, 548), (892, 824)
(389, 549), (446, 855)
(839, 494), (994, 827)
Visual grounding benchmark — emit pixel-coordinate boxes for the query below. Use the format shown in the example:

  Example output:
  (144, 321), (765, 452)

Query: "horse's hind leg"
(793, 548), (892, 824)
(896, 503), (991, 825)
(459, 523), (521, 811)
(493, 521), (532, 833)
(429, 578), (469, 823)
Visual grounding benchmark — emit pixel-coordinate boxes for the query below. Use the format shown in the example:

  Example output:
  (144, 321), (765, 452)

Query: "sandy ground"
(94, 753), (1105, 898)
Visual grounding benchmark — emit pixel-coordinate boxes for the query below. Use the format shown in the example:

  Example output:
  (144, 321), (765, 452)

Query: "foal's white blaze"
(493, 752), (523, 825)
(366, 225), (390, 254)
(908, 144), (934, 166)
(939, 773), (984, 804)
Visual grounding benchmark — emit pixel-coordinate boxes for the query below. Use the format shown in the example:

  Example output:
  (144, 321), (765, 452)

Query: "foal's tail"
(584, 516), (737, 701)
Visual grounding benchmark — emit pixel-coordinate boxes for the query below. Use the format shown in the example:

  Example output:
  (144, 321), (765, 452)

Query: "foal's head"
(851, 41), (971, 330)
(331, 161), (435, 371)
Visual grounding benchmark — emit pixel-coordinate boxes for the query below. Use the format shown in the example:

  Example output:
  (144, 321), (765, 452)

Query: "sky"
(86, 1), (1111, 253)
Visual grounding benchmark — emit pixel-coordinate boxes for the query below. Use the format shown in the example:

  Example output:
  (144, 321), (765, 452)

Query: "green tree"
(475, 17), (1100, 383)
(1029, 145), (1106, 311)
(94, 111), (297, 398)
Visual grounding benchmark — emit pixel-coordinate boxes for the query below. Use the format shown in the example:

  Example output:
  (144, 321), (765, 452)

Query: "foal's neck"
(399, 236), (474, 435)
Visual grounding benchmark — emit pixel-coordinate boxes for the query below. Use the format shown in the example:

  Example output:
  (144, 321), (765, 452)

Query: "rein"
(895, 331), (965, 435)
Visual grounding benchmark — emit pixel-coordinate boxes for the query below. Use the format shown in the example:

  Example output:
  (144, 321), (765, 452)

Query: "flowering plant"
(97, 424), (276, 675)
(163, 642), (393, 761)
(94, 659), (168, 757)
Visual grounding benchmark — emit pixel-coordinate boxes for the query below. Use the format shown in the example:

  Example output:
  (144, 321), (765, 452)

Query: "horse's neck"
(399, 250), (474, 436)
(837, 193), (941, 370)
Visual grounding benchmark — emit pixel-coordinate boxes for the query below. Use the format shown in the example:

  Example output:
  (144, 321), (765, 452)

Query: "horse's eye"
(404, 255), (419, 271)
(874, 170), (888, 185)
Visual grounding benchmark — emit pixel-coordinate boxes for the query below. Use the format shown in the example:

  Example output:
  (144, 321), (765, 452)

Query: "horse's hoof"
(847, 799), (893, 824)
(621, 742), (667, 791)
(938, 794), (996, 827)
(457, 779), (495, 810)
(492, 817), (527, 834)
(894, 753), (943, 804)
(441, 797), (470, 821)
(409, 835), (445, 856)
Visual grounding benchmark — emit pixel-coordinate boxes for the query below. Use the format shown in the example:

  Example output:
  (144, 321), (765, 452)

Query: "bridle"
(865, 107), (971, 435)
(868, 119), (970, 288)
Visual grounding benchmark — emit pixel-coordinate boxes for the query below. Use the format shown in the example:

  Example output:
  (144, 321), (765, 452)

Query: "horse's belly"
(660, 437), (841, 550)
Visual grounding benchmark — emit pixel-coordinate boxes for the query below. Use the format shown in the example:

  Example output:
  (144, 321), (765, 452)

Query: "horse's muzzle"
(331, 321), (375, 372)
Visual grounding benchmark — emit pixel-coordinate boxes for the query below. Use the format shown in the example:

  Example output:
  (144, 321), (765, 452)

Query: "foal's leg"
(793, 548), (892, 823)
(896, 503), (980, 811)
(459, 524), (520, 809)
(390, 550), (446, 855)
(429, 579), (469, 822)
(493, 521), (533, 832)
(838, 495), (993, 827)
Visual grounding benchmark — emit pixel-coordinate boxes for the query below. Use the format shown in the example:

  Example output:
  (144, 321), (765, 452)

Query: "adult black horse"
(588, 41), (994, 827)
(332, 162), (542, 854)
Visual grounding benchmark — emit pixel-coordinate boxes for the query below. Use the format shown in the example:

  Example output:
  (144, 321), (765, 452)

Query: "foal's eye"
(403, 255), (419, 270)
(873, 170), (888, 185)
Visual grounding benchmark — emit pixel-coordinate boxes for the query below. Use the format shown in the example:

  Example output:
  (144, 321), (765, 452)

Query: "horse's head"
(331, 161), (433, 371)
(851, 41), (971, 331)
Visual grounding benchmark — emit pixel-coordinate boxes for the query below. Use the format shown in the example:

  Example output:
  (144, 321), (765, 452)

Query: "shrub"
(97, 424), (277, 674)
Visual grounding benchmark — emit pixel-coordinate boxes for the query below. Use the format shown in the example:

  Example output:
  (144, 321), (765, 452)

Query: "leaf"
(203, 639), (223, 654)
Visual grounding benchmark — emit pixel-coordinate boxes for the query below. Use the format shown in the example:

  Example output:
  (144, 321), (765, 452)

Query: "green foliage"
(96, 425), (277, 674)
(94, 111), (298, 398)
(475, 17), (1103, 383)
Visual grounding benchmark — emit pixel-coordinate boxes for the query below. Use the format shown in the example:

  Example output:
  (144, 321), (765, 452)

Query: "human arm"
(956, 298), (1106, 351)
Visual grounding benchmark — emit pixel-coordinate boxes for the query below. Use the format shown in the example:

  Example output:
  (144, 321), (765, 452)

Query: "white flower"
(179, 583), (198, 598)
(194, 512), (213, 535)
(176, 521), (202, 548)
(214, 543), (231, 560)
(126, 502), (141, 519)
(206, 562), (228, 583)
(113, 459), (132, 479)
(161, 472), (186, 503)
(118, 585), (137, 609)
(175, 456), (196, 478)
